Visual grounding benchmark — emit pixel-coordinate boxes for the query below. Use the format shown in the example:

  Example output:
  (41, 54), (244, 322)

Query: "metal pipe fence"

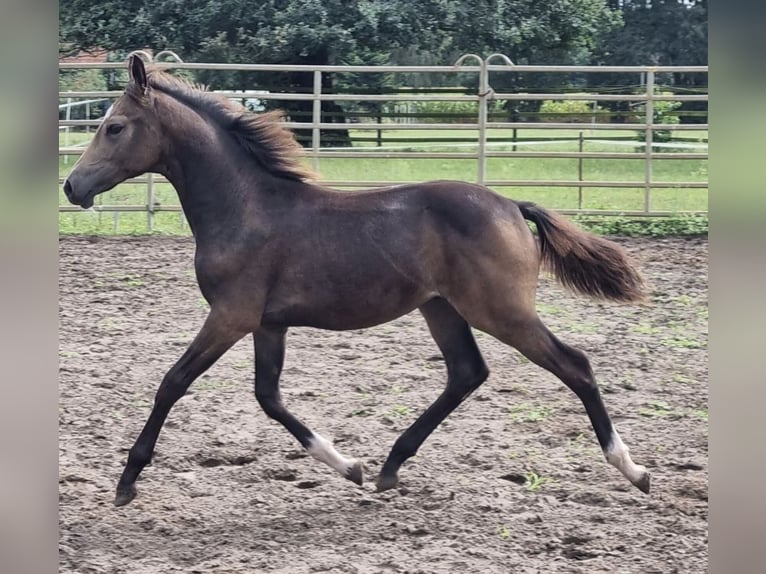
(58, 53), (708, 231)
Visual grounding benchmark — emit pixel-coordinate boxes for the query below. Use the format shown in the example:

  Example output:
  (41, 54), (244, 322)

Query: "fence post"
(64, 97), (72, 165)
(578, 131), (584, 210)
(477, 63), (489, 185)
(147, 173), (155, 232)
(644, 69), (655, 213)
(312, 70), (322, 173)
(453, 54), (485, 185)
(482, 54), (515, 186)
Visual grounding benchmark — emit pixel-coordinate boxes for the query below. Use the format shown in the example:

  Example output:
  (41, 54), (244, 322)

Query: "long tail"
(516, 201), (645, 303)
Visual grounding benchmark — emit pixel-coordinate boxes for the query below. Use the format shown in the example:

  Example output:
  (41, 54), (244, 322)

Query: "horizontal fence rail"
(58, 54), (708, 233)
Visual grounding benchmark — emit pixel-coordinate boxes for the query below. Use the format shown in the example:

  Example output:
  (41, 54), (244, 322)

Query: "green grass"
(59, 127), (707, 235)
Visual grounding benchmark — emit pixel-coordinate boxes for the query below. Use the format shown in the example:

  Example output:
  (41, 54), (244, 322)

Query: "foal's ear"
(128, 55), (148, 94)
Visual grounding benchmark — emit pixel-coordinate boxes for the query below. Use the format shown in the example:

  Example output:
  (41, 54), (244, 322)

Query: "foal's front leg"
(114, 310), (245, 506)
(254, 326), (363, 485)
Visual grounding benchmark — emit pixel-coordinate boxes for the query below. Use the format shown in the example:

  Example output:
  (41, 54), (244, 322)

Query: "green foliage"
(58, 0), (707, 132)
(58, 69), (107, 92)
(577, 215), (708, 237)
(404, 100), (479, 123)
(59, 0), (623, 101)
(594, 0), (707, 68)
(590, 0), (708, 113)
(635, 92), (683, 143)
(538, 99), (607, 123)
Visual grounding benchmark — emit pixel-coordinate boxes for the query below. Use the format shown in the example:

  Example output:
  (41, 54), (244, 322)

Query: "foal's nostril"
(63, 179), (73, 199)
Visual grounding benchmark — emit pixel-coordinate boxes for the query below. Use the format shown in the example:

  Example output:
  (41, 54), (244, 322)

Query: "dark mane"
(132, 66), (317, 183)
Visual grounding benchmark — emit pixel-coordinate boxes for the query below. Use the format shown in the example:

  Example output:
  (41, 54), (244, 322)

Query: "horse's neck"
(157, 113), (266, 240)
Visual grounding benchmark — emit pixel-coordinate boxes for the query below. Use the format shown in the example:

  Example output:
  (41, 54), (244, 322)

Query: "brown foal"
(64, 56), (650, 507)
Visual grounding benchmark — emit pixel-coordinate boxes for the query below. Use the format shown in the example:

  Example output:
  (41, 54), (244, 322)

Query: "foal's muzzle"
(63, 178), (95, 209)
(63, 179), (74, 201)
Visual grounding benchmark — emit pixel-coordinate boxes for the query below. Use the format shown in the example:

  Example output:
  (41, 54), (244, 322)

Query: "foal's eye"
(106, 123), (124, 136)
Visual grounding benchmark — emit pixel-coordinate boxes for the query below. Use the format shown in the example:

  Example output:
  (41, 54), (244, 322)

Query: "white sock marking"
(307, 434), (356, 477)
(604, 430), (647, 485)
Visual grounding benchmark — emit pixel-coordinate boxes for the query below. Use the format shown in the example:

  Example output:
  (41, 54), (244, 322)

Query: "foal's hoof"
(375, 473), (399, 493)
(114, 483), (137, 507)
(632, 469), (651, 494)
(345, 461), (364, 486)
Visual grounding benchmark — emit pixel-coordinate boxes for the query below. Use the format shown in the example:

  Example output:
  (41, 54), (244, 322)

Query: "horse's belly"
(261, 280), (433, 330)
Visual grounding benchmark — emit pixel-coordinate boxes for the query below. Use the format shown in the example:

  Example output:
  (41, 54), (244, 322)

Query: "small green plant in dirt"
(671, 373), (695, 385)
(497, 525), (512, 540)
(566, 321), (601, 334)
(507, 446), (544, 462)
(639, 400), (674, 418)
(391, 404), (412, 417)
(670, 295), (694, 306)
(59, 350), (81, 358)
(514, 352), (530, 364)
(631, 322), (660, 336)
(691, 408), (708, 422)
(119, 275), (145, 287)
(640, 400), (707, 421)
(509, 403), (554, 423)
(194, 378), (234, 392)
(130, 397), (152, 409)
(565, 433), (601, 460)
(97, 317), (119, 330)
(566, 432), (587, 451)
(169, 331), (195, 343)
(661, 334), (704, 349)
(536, 302), (567, 317)
(106, 272), (145, 287)
(524, 470), (554, 491)
(616, 376), (637, 391)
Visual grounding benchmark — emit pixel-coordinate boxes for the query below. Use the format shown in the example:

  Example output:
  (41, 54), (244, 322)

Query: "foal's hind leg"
(115, 310), (245, 506)
(376, 297), (489, 492)
(494, 316), (650, 493)
(254, 326), (363, 485)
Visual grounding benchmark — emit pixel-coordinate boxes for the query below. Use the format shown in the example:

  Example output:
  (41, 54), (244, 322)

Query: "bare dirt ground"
(59, 235), (708, 574)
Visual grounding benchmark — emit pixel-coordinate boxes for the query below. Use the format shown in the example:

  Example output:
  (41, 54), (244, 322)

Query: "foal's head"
(64, 56), (162, 209)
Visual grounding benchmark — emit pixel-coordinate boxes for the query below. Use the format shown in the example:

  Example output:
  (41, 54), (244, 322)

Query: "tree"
(64, 1), (701, 135)
(590, 0), (708, 123)
(60, 0), (452, 145)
